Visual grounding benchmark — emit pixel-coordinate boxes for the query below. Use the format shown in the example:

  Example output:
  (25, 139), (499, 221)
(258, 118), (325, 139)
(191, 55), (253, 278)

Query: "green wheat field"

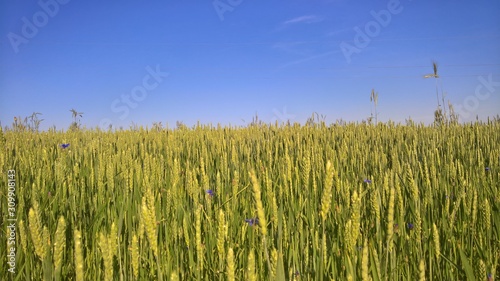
(1, 121), (499, 280)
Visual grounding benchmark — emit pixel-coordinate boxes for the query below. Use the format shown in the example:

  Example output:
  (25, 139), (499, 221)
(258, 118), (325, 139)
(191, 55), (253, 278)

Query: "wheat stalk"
(53, 216), (66, 278)
(74, 229), (84, 281)
(386, 187), (395, 252)
(246, 250), (257, 281)
(141, 195), (158, 258)
(217, 209), (226, 267)
(195, 205), (204, 275)
(320, 160), (335, 222)
(419, 259), (426, 281)
(28, 207), (47, 260)
(99, 232), (113, 281)
(227, 247), (235, 281)
(249, 170), (267, 236)
(351, 190), (361, 250)
(131, 234), (139, 279)
(361, 238), (370, 281)
(432, 223), (441, 261)
(19, 220), (28, 255)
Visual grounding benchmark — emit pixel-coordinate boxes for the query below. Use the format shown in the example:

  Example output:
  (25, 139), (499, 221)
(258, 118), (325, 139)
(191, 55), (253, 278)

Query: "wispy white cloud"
(282, 15), (324, 25)
(274, 15), (325, 32)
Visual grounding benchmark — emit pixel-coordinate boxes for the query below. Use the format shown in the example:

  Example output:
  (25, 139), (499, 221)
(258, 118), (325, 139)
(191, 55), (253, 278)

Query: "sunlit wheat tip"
(227, 247), (235, 281)
(74, 229), (84, 281)
(53, 216), (66, 275)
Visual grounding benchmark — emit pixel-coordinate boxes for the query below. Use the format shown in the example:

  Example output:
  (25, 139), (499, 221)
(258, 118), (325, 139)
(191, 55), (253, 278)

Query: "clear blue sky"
(1, 0), (499, 130)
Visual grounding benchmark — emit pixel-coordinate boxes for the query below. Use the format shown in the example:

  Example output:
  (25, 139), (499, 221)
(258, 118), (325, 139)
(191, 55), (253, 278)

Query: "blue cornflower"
(363, 179), (372, 184)
(485, 167), (490, 171)
(206, 189), (214, 197)
(407, 223), (414, 230)
(487, 273), (493, 281)
(245, 218), (259, 226)
(60, 143), (70, 149)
